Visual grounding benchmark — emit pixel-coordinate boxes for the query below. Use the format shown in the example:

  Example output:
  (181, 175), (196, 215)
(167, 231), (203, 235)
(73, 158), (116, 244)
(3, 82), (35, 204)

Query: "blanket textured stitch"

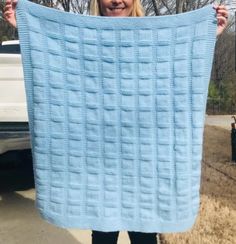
(16, 0), (217, 233)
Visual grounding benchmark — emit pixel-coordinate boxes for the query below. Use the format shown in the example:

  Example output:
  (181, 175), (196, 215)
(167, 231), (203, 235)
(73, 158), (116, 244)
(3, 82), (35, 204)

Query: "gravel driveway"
(205, 115), (234, 130)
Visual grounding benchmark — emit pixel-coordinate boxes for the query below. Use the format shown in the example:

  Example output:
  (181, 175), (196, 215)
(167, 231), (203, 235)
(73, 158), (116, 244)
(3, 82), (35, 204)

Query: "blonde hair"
(89, 0), (144, 17)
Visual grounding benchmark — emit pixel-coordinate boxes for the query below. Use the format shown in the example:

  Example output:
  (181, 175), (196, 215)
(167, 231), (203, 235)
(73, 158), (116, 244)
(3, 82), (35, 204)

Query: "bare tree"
(57, 0), (71, 12)
(71, 0), (89, 13)
(151, 0), (160, 15)
(55, 0), (89, 13)
(211, 15), (235, 113)
(176, 0), (184, 13)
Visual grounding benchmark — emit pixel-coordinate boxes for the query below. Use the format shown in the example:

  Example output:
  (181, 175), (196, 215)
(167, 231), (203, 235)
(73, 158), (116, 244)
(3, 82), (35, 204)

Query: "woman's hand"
(214, 4), (229, 36)
(3, 0), (18, 28)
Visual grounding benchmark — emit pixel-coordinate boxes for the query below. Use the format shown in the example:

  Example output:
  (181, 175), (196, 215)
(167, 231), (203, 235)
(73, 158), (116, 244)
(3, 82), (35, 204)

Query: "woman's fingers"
(2, 0), (17, 27)
(4, 0), (11, 5)
(3, 0), (17, 11)
(217, 10), (229, 18)
(3, 10), (13, 16)
(3, 9), (13, 16)
(3, 3), (13, 12)
(4, 5), (12, 12)
(217, 15), (227, 24)
(4, 0), (12, 8)
(214, 4), (228, 16)
(213, 4), (229, 36)
(3, 4), (14, 16)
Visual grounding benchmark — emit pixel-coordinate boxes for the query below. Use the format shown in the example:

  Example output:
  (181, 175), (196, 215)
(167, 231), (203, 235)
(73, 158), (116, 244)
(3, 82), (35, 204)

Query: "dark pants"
(92, 231), (157, 244)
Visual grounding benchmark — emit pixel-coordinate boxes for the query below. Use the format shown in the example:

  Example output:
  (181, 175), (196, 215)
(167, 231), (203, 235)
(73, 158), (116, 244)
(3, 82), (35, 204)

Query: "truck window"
(0, 44), (21, 54)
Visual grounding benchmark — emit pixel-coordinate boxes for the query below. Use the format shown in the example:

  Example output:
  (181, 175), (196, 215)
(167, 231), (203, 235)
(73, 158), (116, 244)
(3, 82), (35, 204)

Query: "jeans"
(92, 231), (157, 244)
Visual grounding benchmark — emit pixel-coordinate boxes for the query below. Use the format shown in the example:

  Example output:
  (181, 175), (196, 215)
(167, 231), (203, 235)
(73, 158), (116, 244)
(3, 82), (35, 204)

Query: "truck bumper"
(0, 122), (31, 154)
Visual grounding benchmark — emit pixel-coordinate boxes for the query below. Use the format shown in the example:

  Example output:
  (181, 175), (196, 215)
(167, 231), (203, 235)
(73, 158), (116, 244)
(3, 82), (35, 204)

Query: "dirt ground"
(162, 125), (236, 244)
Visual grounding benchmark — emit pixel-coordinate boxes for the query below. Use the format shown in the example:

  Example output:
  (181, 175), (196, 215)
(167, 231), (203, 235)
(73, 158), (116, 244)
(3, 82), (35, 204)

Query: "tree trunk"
(176, 0), (185, 13)
(152, 0), (159, 15)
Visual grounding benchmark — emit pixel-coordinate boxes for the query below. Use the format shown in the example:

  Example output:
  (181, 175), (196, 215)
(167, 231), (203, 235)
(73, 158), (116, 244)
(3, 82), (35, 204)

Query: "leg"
(92, 230), (119, 244)
(128, 231), (157, 244)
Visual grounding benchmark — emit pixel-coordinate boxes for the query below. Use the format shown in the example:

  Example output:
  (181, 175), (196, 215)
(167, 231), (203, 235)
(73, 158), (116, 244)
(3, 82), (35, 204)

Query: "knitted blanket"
(16, 0), (217, 233)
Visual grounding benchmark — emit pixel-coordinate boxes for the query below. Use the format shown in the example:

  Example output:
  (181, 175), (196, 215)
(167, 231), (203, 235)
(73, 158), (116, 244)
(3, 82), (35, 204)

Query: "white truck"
(0, 40), (30, 155)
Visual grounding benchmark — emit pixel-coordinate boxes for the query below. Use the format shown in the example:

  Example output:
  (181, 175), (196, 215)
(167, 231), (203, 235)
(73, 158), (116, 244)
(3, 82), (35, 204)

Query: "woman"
(3, 0), (229, 35)
(3, 0), (229, 243)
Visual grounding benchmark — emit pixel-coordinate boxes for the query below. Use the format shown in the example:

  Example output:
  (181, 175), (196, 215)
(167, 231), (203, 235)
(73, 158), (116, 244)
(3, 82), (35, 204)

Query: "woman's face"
(99, 0), (134, 17)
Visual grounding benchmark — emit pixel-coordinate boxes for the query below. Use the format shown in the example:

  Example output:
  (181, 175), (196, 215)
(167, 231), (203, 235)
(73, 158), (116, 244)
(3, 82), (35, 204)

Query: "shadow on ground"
(0, 149), (34, 192)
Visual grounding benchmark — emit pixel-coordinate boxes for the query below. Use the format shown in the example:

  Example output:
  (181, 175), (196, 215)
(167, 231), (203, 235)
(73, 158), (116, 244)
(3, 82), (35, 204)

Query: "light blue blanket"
(16, 0), (217, 233)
